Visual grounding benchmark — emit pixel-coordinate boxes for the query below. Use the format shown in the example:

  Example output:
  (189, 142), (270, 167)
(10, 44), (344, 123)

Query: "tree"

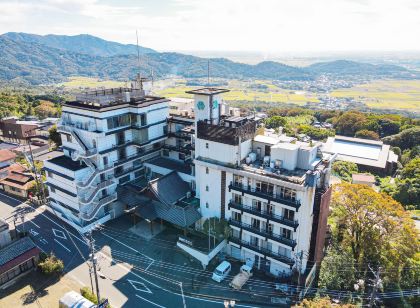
(392, 157), (420, 209)
(354, 129), (379, 140)
(296, 296), (356, 308)
(319, 247), (356, 291)
(265, 116), (287, 129)
(34, 100), (59, 119)
(330, 183), (419, 287)
(331, 161), (358, 182)
(382, 127), (420, 151)
(48, 125), (62, 147)
(378, 118), (400, 137)
(38, 253), (64, 274)
(333, 111), (367, 136)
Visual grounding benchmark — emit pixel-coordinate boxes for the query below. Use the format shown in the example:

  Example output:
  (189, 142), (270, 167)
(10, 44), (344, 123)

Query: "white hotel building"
(45, 82), (334, 276)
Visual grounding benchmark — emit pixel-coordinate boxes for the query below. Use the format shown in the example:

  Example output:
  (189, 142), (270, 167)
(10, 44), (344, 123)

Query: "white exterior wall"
(195, 164), (222, 218)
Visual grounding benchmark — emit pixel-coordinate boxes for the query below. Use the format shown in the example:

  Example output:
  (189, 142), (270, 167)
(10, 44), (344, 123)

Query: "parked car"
(212, 261), (231, 282)
(230, 264), (253, 290)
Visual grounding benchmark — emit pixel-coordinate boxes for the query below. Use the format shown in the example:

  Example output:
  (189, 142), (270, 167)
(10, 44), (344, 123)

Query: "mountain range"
(0, 32), (419, 85)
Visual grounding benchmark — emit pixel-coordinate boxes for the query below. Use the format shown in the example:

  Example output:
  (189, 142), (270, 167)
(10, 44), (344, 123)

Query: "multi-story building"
(44, 81), (334, 278)
(190, 88), (335, 276)
(44, 78), (169, 232)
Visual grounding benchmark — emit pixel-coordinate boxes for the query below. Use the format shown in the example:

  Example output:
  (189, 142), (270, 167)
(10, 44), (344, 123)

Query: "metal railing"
(229, 219), (296, 249)
(229, 236), (294, 266)
(229, 182), (301, 210)
(79, 179), (115, 204)
(79, 193), (117, 221)
(229, 201), (299, 230)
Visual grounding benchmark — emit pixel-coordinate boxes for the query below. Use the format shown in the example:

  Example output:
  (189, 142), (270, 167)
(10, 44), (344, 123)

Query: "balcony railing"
(79, 193), (117, 221)
(229, 182), (301, 210)
(229, 201), (299, 230)
(229, 236), (294, 266)
(229, 219), (296, 249)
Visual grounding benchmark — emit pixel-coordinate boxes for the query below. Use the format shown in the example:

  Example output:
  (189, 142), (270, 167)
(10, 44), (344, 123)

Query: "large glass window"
(233, 193), (242, 204)
(232, 211), (241, 222)
(107, 114), (130, 130)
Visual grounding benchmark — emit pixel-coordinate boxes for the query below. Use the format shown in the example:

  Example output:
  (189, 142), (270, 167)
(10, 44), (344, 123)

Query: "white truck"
(229, 264), (253, 290)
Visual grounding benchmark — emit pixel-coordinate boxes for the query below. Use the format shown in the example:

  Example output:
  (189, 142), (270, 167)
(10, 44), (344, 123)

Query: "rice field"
(330, 79), (420, 111)
(58, 76), (125, 88)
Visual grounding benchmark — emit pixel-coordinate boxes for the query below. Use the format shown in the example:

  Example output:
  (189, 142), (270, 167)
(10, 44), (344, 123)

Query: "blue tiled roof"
(0, 237), (37, 266)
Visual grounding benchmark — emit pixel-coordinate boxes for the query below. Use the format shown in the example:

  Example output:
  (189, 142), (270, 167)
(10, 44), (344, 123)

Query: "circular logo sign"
(212, 100), (219, 109)
(197, 101), (205, 110)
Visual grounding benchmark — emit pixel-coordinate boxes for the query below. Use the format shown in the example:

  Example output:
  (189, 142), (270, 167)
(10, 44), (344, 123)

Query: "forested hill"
(0, 33), (419, 85)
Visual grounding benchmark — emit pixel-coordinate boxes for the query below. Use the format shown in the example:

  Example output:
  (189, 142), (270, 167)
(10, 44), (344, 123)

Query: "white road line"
(101, 232), (154, 262)
(28, 219), (40, 228)
(182, 294), (258, 308)
(135, 294), (166, 308)
(145, 260), (154, 271)
(54, 238), (71, 252)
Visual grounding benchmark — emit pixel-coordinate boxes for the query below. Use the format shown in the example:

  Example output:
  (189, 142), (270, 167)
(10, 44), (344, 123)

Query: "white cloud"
(0, 0), (419, 52)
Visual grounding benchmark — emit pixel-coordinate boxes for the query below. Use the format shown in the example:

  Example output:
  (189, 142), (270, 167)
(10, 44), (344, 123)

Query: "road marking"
(100, 232), (154, 262)
(29, 229), (39, 237)
(54, 238), (71, 252)
(145, 260), (154, 271)
(128, 279), (153, 294)
(28, 219), (40, 228)
(40, 238), (48, 245)
(135, 294), (166, 308)
(52, 228), (67, 240)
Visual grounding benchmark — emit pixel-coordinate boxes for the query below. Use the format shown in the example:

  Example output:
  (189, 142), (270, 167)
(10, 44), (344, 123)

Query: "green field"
(331, 79), (420, 111)
(154, 79), (319, 106)
(58, 76), (125, 88)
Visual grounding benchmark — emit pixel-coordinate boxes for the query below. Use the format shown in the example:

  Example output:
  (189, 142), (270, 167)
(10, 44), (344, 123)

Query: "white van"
(212, 261), (231, 282)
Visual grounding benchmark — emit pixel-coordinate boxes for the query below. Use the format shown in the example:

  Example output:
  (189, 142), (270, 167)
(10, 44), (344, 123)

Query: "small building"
(0, 118), (38, 144)
(0, 151), (36, 198)
(0, 236), (40, 288)
(322, 136), (398, 176)
(352, 173), (375, 187)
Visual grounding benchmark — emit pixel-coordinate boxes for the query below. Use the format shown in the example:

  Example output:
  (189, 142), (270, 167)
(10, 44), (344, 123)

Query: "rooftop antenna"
(135, 29), (143, 91)
(207, 59), (210, 87)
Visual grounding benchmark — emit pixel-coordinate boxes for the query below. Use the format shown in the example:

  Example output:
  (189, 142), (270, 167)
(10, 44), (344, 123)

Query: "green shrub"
(80, 286), (98, 304)
(38, 253), (64, 274)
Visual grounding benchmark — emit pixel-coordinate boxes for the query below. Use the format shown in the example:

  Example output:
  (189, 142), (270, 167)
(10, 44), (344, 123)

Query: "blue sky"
(0, 0), (419, 53)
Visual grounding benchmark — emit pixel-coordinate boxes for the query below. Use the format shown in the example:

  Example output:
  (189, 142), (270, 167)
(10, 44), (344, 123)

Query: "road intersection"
(0, 192), (287, 307)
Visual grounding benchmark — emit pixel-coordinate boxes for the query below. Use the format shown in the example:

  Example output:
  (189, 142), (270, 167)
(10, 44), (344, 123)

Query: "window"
(50, 187), (56, 193)
(206, 202), (209, 208)
(205, 143), (209, 149)
(47, 171), (53, 178)
(66, 134), (72, 142)
(232, 228), (240, 239)
(233, 174), (243, 186)
(163, 125), (168, 135)
(278, 246), (291, 258)
(233, 193), (242, 204)
(107, 114), (130, 130)
(103, 156), (108, 166)
(282, 228), (292, 239)
(206, 167), (209, 174)
(252, 199), (262, 212)
(163, 149), (169, 157)
(251, 218), (260, 230)
(140, 113), (147, 126)
(284, 209), (295, 221)
(232, 211), (241, 222)
(179, 153), (185, 160)
(250, 235), (259, 247)
(206, 185), (209, 192)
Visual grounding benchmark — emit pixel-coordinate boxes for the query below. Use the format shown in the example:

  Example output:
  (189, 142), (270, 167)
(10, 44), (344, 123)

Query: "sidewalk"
(0, 271), (82, 307)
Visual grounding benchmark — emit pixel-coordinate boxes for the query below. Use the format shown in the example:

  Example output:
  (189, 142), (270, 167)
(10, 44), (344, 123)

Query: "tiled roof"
(147, 157), (191, 175)
(149, 171), (191, 205)
(352, 173), (375, 183)
(0, 237), (39, 267)
(0, 149), (16, 162)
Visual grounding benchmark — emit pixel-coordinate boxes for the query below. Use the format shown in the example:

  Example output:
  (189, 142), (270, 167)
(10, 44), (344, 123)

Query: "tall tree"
(329, 183), (419, 286)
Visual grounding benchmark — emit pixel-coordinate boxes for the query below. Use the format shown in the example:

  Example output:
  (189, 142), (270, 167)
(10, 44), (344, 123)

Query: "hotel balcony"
(228, 182), (301, 210)
(229, 218), (296, 249)
(229, 236), (294, 267)
(228, 201), (299, 230)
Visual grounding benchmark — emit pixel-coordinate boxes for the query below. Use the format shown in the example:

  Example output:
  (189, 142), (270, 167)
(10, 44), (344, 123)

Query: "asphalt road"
(0, 193), (285, 307)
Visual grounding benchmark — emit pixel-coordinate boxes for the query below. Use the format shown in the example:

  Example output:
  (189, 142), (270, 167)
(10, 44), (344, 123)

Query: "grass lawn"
(331, 79), (420, 111)
(0, 271), (81, 307)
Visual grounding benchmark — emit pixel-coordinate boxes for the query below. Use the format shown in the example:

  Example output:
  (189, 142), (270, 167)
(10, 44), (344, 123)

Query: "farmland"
(330, 79), (420, 111)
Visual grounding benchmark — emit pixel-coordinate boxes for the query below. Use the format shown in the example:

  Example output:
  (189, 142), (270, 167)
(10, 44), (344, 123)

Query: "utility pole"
(88, 232), (101, 307)
(369, 266), (382, 308)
